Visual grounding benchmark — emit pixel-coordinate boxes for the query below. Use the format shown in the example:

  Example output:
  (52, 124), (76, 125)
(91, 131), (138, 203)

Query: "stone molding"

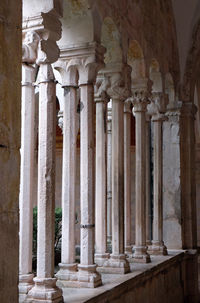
(23, 11), (62, 65)
(127, 78), (152, 113)
(55, 43), (106, 86)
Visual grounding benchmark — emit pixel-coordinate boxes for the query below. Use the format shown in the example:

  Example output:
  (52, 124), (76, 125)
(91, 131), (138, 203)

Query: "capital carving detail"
(94, 75), (110, 102)
(22, 31), (40, 64)
(147, 92), (168, 121)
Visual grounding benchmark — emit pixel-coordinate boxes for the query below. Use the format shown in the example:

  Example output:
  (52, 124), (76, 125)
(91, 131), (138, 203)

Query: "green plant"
(32, 207), (62, 254)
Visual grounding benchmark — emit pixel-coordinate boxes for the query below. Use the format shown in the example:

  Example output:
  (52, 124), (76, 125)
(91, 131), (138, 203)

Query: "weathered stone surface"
(0, 1), (21, 302)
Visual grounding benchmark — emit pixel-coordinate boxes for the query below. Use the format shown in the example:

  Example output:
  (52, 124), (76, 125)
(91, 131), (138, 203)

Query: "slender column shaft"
(133, 104), (150, 263)
(79, 84), (95, 265)
(145, 118), (151, 245)
(28, 64), (63, 303)
(107, 108), (112, 245)
(153, 120), (163, 242)
(95, 99), (109, 265)
(124, 106), (132, 254)
(149, 115), (167, 255)
(37, 64), (56, 278)
(112, 98), (124, 255)
(19, 64), (35, 288)
(61, 86), (77, 265)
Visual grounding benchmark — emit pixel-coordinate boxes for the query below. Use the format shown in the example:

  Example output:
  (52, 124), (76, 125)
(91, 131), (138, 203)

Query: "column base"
(19, 273), (34, 302)
(97, 254), (130, 274)
(148, 242), (168, 256)
(77, 264), (102, 288)
(19, 273), (34, 294)
(27, 277), (63, 303)
(132, 246), (151, 263)
(125, 245), (132, 256)
(95, 253), (110, 266)
(56, 263), (78, 288)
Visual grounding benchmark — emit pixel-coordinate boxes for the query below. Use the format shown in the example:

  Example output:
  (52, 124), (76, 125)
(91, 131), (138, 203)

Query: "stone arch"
(58, 0), (102, 48)
(127, 40), (146, 80)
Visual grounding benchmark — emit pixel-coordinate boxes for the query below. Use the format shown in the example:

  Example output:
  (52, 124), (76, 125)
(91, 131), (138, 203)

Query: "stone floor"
(61, 252), (185, 303)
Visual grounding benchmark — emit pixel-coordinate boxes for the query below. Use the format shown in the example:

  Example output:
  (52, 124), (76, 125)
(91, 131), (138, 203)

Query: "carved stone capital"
(53, 59), (78, 87)
(147, 92), (168, 120)
(130, 78), (152, 113)
(106, 64), (132, 101)
(94, 74), (110, 103)
(124, 99), (132, 113)
(57, 43), (106, 86)
(22, 31), (40, 64)
(23, 11), (62, 65)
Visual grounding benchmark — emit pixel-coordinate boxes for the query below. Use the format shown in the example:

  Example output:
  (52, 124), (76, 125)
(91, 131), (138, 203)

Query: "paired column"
(148, 93), (167, 255)
(19, 31), (40, 299)
(28, 63), (63, 302)
(58, 86), (79, 282)
(95, 77), (110, 266)
(124, 100), (132, 255)
(99, 68), (131, 274)
(130, 79), (151, 263)
(19, 63), (36, 295)
(54, 60), (79, 286)
(145, 114), (152, 246)
(78, 77), (102, 287)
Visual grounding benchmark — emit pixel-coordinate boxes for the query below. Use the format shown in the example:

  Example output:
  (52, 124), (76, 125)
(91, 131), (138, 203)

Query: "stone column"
(94, 76), (110, 266)
(54, 61), (79, 286)
(26, 11), (63, 301)
(28, 62), (63, 302)
(148, 93), (167, 255)
(130, 78), (151, 263)
(77, 48), (105, 287)
(124, 100), (132, 255)
(99, 66), (131, 274)
(107, 102), (112, 250)
(145, 114), (152, 246)
(19, 31), (39, 297)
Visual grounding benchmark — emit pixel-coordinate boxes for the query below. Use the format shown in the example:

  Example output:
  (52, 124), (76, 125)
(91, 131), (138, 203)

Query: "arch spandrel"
(127, 40), (146, 79)
(101, 17), (123, 64)
(58, 0), (102, 48)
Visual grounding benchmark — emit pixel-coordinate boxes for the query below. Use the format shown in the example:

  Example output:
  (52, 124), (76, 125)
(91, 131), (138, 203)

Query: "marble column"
(145, 114), (152, 246)
(54, 61), (79, 285)
(95, 77), (110, 266)
(58, 86), (79, 281)
(77, 61), (103, 287)
(28, 63), (63, 302)
(99, 68), (131, 274)
(19, 31), (40, 298)
(107, 103), (112, 250)
(148, 93), (167, 255)
(130, 79), (151, 263)
(19, 64), (36, 295)
(124, 100), (132, 255)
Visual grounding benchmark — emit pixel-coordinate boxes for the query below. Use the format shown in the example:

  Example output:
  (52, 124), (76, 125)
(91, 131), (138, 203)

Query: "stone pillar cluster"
(19, 10), (174, 299)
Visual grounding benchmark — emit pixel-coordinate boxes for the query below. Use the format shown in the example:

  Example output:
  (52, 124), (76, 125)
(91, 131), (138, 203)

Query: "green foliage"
(32, 207), (62, 255)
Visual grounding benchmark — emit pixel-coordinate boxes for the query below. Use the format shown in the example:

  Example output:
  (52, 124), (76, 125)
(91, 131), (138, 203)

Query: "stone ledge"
(62, 250), (196, 303)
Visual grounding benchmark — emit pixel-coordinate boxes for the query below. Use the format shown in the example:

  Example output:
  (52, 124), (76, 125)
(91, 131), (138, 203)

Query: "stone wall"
(0, 0), (21, 302)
